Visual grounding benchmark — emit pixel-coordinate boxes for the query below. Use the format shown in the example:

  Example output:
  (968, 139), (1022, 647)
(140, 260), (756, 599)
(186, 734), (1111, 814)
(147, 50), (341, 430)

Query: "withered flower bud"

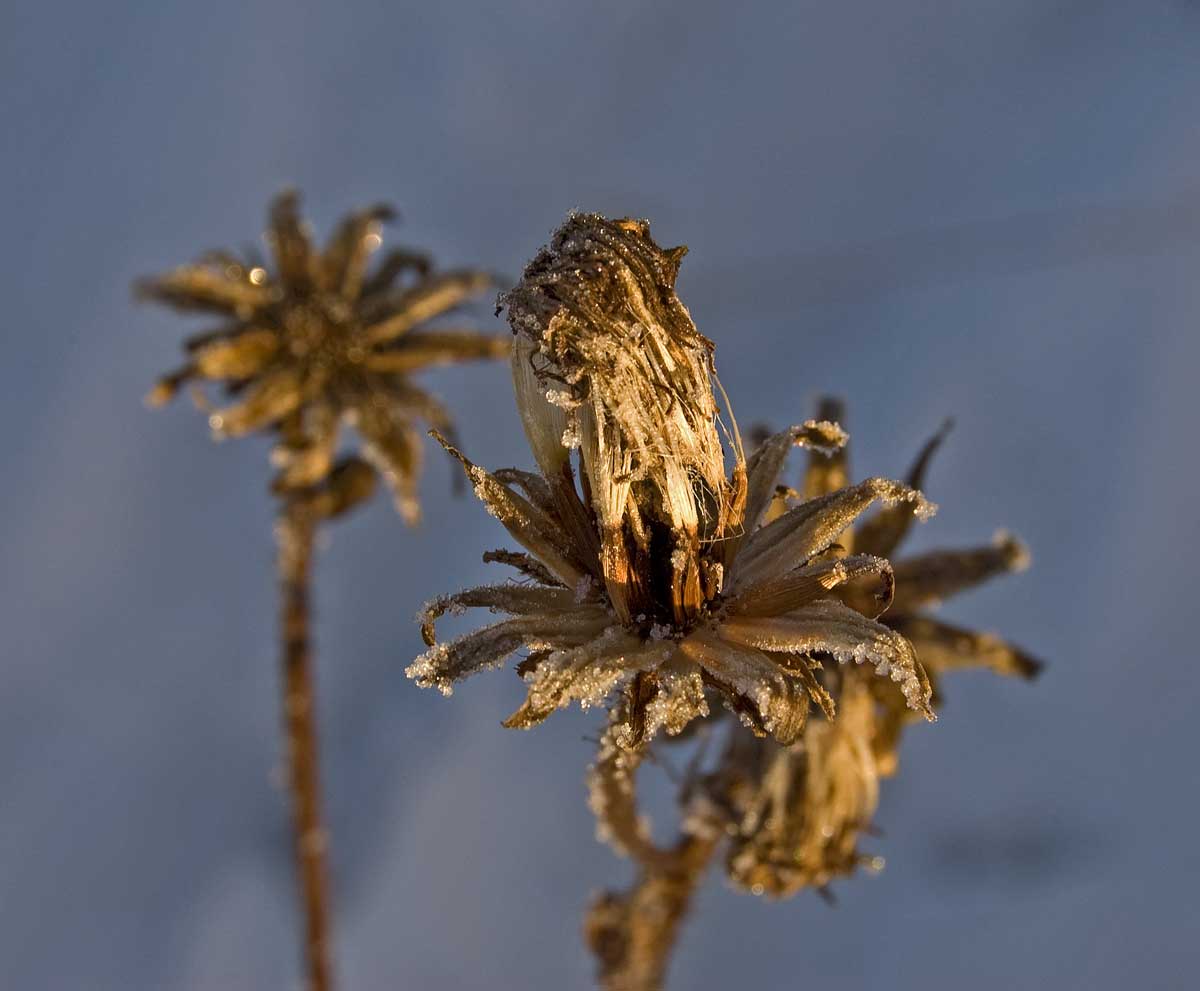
(502, 214), (735, 625)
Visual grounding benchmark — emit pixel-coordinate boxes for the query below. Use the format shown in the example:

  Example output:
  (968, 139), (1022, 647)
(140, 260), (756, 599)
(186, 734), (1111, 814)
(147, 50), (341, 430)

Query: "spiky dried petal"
(732, 478), (935, 592)
(406, 610), (610, 696)
(418, 583), (579, 646)
(889, 615), (1043, 680)
(679, 628), (810, 745)
(719, 599), (934, 720)
(888, 531), (1030, 613)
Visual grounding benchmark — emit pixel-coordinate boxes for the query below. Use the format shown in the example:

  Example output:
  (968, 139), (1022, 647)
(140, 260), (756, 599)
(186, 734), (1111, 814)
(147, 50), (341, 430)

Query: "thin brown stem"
(277, 503), (334, 991)
(585, 710), (725, 991)
(585, 833), (720, 991)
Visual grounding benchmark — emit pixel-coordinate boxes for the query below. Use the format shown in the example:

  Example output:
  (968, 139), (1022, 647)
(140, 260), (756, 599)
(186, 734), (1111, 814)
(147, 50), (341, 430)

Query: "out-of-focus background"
(3, 2), (1199, 988)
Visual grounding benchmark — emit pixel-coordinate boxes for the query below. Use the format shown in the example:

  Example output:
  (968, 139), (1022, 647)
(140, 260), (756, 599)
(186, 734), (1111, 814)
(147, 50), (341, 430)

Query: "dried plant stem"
(586, 833), (719, 991)
(277, 503), (334, 991)
(585, 728), (723, 991)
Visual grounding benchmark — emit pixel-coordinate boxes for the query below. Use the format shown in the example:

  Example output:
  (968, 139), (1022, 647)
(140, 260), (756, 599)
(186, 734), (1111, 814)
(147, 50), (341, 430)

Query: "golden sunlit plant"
(586, 400), (1040, 990)
(405, 213), (1038, 991)
(139, 191), (507, 991)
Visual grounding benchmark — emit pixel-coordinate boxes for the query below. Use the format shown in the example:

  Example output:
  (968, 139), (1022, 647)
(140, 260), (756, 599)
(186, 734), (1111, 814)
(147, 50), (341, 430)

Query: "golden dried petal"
(144, 365), (195, 407)
(351, 396), (423, 524)
(856, 418), (955, 557)
(358, 247), (431, 298)
(418, 583), (581, 646)
(889, 615), (1043, 680)
(431, 431), (590, 588)
(289, 456), (377, 520)
(208, 365), (307, 437)
(365, 329), (510, 373)
(320, 203), (394, 298)
(362, 270), (495, 345)
(406, 611), (610, 696)
(732, 478), (934, 593)
(729, 554), (893, 619)
(481, 548), (564, 587)
(679, 627), (810, 745)
(738, 421), (849, 545)
(271, 403), (340, 491)
(718, 599), (934, 720)
(889, 531), (1030, 613)
(134, 264), (273, 316)
(503, 631), (671, 729)
(266, 189), (318, 292)
(191, 328), (279, 380)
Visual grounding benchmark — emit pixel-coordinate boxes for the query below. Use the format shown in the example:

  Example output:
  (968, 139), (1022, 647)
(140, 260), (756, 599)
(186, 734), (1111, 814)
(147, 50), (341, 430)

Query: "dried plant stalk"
(277, 502), (333, 991)
(140, 192), (507, 991)
(586, 833), (718, 991)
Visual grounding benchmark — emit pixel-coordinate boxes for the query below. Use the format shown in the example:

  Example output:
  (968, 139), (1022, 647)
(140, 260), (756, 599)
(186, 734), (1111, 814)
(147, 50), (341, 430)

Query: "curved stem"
(585, 708), (728, 991)
(277, 504), (334, 991)
(585, 832), (719, 991)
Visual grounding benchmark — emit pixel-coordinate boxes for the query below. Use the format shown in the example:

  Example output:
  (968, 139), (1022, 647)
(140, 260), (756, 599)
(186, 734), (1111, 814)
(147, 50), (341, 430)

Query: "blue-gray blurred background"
(3, 2), (1198, 988)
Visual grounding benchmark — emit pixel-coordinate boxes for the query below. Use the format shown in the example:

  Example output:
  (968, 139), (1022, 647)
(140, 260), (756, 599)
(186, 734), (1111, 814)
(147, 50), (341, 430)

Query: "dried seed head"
(501, 214), (739, 623)
(139, 190), (507, 519)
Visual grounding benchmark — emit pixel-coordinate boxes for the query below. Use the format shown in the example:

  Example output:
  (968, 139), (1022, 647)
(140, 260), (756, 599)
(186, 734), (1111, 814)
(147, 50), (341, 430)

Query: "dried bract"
(139, 190), (508, 522)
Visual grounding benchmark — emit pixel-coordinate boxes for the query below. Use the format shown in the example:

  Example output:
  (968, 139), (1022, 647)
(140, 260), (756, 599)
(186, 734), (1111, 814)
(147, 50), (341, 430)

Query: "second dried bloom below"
(406, 213), (937, 746)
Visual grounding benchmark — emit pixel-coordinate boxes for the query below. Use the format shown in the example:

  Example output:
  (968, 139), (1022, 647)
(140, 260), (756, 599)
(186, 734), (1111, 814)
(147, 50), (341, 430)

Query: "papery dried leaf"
(726, 679), (881, 897)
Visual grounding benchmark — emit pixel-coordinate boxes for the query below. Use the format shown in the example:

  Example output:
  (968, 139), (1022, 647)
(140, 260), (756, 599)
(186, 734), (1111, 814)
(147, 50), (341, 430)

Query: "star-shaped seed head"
(139, 190), (508, 522)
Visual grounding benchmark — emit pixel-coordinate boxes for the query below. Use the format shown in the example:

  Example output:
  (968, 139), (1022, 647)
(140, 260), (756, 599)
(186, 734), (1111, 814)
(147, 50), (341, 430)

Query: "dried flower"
(407, 214), (937, 746)
(139, 190), (508, 522)
(716, 401), (1041, 898)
